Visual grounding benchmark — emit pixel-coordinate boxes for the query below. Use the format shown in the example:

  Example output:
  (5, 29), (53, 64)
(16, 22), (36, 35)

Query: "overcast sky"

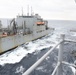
(0, 0), (76, 20)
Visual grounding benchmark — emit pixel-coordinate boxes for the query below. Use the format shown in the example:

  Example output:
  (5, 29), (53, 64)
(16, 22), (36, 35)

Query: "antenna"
(22, 7), (23, 16)
(27, 5), (29, 16)
(31, 6), (34, 16)
(31, 6), (33, 16)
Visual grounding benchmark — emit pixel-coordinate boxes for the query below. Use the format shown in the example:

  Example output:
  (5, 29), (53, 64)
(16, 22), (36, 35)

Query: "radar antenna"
(31, 6), (33, 16)
(27, 5), (29, 16)
(31, 6), (34, 16)
(22, 7), (23, 16)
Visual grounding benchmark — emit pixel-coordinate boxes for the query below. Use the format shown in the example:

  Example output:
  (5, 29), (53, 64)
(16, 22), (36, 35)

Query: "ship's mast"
(31, 6), (33, 16)
(0, 20), (2, 30)
(22, 7), (23, 16)
(27, 5), (29, 16)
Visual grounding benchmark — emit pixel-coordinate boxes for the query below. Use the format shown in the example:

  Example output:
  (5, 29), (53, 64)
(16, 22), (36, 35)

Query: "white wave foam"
(70, 66), (75, 75)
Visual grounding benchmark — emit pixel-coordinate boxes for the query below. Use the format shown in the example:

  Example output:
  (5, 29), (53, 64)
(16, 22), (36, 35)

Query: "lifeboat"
(36, 22), (45, 25)
(2, 32), (8, 37)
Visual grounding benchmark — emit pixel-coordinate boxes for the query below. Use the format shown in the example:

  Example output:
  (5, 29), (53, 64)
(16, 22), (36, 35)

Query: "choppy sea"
(0, 20), (76, 75)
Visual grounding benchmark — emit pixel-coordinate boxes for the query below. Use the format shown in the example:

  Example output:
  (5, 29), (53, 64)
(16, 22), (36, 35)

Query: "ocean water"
(0, 20), (76, 75)
(48, 20), (76, 30)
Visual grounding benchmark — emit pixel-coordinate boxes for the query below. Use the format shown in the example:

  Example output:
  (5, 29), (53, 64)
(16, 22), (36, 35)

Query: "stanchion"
(57, 34), (65, 75)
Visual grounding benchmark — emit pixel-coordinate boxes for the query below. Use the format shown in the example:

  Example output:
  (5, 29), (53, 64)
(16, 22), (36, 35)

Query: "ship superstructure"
(0, 14), (54, 53)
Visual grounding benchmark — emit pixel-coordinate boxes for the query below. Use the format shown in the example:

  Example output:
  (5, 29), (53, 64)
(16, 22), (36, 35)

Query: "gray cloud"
(0, 0), (76, 20)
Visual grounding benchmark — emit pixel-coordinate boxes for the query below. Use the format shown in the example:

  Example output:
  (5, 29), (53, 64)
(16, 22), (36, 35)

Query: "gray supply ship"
(0, 14), (54, 53)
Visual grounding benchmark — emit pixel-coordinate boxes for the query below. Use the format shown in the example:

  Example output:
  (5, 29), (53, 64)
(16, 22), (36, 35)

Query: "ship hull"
(0, 29), (52, 53)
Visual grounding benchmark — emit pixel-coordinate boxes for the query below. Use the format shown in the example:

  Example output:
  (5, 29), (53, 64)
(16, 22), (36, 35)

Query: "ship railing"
(23, 34), (76, 75)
